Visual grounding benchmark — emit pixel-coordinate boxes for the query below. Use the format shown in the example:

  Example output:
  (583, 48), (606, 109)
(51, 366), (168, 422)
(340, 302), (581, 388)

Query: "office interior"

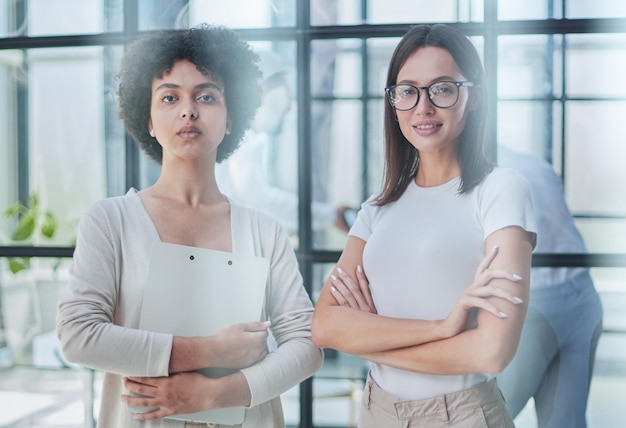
(0, 1), (625, 427)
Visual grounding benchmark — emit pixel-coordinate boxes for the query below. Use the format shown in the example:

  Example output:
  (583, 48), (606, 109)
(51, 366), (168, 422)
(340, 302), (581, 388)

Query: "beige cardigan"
(57, 189), (323, 427)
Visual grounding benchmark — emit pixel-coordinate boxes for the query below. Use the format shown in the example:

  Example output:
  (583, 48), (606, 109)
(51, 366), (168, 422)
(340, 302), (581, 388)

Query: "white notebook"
(134, 242), (269, 425)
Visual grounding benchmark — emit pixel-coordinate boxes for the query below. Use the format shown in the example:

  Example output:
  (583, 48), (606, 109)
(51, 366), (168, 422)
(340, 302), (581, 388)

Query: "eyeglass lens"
(388, 82), (461, 110)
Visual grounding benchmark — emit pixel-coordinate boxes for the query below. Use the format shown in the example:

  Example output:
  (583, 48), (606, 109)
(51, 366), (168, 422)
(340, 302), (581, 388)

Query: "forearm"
(312, 302), (446, 355)
(169, 336), (211, 373)
(361, 312), (524, 375)
(207, 371), (252, 408)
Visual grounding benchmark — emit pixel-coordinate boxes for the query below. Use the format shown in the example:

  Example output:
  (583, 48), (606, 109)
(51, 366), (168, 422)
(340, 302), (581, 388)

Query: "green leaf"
(41, 211), (57, 239)
(11, 214), (35, 241)
(8, 257), (29, 274)
(4, 202), (22, 218)
(29, 193), (39, 210)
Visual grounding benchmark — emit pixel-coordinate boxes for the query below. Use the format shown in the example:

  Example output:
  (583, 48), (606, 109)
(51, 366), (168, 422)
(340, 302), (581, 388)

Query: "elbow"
(480, 343), (517, 375)
(310, 314), (333, 349)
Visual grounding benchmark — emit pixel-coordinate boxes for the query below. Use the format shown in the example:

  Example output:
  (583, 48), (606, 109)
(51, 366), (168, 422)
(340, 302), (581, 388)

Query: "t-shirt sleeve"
(347, 194), (379, 242)
(479, 167), (538, 249)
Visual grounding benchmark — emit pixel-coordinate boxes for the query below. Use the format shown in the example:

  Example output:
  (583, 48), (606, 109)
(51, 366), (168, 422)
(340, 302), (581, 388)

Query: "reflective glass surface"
(312, 0), (483, 25)
(566, 34), (626, 98)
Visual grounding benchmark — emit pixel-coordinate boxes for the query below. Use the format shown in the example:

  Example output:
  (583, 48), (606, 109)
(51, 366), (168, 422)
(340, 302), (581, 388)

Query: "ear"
(468, 92), (480, 112)
(148, 120), (155, 137)
(226, 117), (232, 135)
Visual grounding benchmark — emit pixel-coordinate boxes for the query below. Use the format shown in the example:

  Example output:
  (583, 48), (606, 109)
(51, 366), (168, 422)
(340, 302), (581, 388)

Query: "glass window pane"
(28, 47), (109, 243)
(0, 50), (20, 215)
(366, 0), (483, 23)
(567, 0), (626, 19)
(28, 0), (105, 36)
(311, 100), (361, 251)
(188, 0), (295, 29)
(312, 39), (363, 98)
(366, 99), (385, 197)
(499, 35), (563, 99)
(498, 101), (556, 158)
(577, 220), (626, 254)
(565, 101), (626, 216)
(499, 0), (563, 20)
(367, 37), (401, 96)
(214, 43), (300, 244)
(566, 34), (626, 98)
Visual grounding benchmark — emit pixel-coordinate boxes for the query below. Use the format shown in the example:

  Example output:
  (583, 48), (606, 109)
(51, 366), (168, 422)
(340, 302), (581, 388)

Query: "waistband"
(363, 372), (502, 420)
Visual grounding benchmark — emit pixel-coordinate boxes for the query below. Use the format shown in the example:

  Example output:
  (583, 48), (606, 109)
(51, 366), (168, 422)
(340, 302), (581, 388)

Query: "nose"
(414, 89), (435, 115)
(180, 100), (198, 120)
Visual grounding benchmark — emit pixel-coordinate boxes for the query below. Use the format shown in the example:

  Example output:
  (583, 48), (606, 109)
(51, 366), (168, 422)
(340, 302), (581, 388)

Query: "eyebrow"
(154, 82), (224, 93)
(397, 75), (460, 85)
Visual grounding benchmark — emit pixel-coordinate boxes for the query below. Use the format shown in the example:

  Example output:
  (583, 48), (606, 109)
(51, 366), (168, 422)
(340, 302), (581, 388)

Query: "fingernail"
(499, 311), (508, 318)
(513, 297), (524, 304)
(491, 245), (499, 252)
(512, 274), (522, 281)
(330, 274), (338, 281)
(337, 267), (344, 274)
(330, 286), (337, 293)
(357, 265), (363, 273)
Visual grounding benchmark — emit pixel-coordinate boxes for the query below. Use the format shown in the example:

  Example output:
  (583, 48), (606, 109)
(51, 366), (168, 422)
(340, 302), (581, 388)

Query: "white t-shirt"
(350, 167), (537, 400)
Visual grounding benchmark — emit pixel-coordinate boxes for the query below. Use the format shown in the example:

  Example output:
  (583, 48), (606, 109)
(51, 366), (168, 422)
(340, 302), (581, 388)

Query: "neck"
(415, 152), (460, 187)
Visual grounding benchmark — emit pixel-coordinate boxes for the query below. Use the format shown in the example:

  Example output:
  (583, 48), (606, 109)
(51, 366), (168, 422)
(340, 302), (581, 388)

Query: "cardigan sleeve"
(57, 196), (173, 377)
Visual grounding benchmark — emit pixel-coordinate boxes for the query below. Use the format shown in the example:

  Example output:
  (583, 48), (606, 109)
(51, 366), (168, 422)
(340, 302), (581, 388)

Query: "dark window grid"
(2, 3), (626, 426)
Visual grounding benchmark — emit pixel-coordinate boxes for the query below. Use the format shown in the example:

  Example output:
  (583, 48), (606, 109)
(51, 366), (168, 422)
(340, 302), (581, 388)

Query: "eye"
(398, 85), (417, 98)
(430, 83), (455, 96)
(161, 95), (177, 103)
(197, 94), (217, 103)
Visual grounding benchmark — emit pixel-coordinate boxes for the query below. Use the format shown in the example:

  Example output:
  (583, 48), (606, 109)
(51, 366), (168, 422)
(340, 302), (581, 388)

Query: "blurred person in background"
(497, 144), (603, 428)
(216, 50), (354, 236)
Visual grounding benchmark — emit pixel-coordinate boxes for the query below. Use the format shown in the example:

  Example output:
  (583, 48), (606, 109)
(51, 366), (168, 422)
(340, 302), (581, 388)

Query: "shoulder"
(229, 200), (289, 255)
(84, 189), (140, 218)
(478, 166), (531, 195)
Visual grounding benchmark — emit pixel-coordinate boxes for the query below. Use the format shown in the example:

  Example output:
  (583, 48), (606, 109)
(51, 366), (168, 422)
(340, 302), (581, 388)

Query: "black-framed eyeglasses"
(385, 81), (474, 110)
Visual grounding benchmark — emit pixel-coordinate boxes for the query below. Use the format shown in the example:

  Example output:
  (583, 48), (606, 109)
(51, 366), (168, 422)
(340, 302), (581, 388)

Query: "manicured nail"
(337, 267), (344, 274)
(491, 245), (499, 252)
(357, 265), (363, 273)
(330, 286), (337, 293)
(512, 274), (522, 281)
(330, 274), (338, 281)
(513, 297), (524, 304)
(499, 311), (508, 318)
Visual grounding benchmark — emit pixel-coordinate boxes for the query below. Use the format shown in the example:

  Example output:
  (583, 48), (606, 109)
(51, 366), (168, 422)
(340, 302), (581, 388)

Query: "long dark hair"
(377, 24), (493, 205)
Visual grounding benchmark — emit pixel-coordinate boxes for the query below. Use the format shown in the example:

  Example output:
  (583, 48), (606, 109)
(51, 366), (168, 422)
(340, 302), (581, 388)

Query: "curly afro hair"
(116, 24), (262, 164)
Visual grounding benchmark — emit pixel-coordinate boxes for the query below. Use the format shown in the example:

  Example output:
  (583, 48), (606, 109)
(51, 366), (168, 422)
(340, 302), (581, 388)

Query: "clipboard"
(134, 242), (270, 424)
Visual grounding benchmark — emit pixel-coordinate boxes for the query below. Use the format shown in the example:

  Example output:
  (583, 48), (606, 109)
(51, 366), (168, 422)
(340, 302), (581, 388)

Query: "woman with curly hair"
(57, 24), (322, 427)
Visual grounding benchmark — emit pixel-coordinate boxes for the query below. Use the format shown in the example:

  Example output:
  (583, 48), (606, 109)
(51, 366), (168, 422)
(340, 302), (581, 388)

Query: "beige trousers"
(358, 372), (515, 427)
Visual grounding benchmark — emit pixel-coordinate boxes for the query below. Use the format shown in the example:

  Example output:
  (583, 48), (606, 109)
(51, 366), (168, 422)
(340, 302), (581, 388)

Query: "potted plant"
(1, 192), (69, 366)
(4, 192), (58, 273)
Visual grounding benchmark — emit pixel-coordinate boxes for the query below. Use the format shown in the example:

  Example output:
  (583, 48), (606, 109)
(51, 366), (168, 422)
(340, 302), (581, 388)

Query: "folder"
(133, 242), (269, 424)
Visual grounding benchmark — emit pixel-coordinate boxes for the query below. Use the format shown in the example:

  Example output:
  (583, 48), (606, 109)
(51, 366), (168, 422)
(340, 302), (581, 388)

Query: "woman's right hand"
(209, 321), (270, 369)
(439, 245), (524, 339)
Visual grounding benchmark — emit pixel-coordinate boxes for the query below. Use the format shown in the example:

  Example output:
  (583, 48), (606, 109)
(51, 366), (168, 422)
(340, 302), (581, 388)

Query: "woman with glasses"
(312, 24), (537, 427)
(57, 24), (322, 427)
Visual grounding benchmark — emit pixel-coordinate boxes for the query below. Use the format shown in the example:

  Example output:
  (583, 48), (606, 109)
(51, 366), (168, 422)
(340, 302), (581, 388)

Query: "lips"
(412, 121), (442, 135)
(177, 126), (201, 139)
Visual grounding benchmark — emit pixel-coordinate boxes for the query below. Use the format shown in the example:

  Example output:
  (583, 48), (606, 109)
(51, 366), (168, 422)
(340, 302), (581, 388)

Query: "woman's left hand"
(328, 265), (377, 314)
(121, 372), (211, 420)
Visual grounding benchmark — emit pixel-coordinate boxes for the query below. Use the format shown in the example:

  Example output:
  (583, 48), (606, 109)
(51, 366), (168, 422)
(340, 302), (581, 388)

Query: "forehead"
(152, 60), (223, 89)
(397, 46), (465, 84)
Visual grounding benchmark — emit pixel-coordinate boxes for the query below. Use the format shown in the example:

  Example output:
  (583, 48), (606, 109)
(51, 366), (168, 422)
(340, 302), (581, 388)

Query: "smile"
(414, 123), (441, 130)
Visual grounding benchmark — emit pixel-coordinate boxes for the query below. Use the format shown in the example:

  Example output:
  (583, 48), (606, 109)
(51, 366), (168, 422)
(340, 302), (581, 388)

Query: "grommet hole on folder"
(228, 260), (233, 265)
(189, 255), (195, 260)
